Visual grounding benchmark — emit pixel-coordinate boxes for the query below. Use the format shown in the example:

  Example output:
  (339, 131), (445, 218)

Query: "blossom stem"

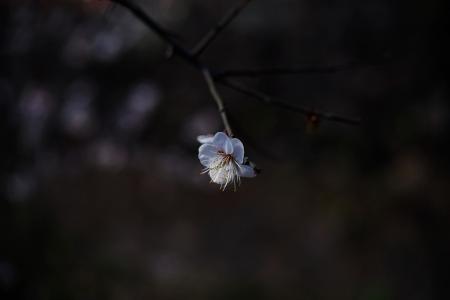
(202, 68), (234, 137)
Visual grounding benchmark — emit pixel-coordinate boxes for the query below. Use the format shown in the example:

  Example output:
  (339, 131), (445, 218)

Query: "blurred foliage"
(1, 0), (450, 299)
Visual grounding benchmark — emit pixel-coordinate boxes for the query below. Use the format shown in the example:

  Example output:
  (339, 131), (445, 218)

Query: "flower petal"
(238, 164), (256, 178)
(223, 138), (234, 154)
(198, 143), (218, 167)
(213, 132), (233, 154)
(197, 134), (214, 144)
(231, 138), (244, 164)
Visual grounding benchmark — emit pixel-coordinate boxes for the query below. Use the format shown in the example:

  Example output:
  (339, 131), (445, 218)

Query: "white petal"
(197, 134), (214, 144)
(223, 138), (234, 154)
(231, 138), (244, 164)
(238, 164), (256, 178)
(198, 144), (218, 167)
(213, 132), (233, 154)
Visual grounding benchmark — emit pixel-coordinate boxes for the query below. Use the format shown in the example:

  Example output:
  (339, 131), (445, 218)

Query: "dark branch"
(109, 0), (360, 128)
(218, 79), (361, 126)
(214, 61), (363, 79)
(191, 0), (253, 57)
(111, 0), (200, 68)
(111, 0), (237, 134)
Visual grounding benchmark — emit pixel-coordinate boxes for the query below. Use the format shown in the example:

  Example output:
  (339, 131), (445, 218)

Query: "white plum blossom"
(198, 132), (256, 190)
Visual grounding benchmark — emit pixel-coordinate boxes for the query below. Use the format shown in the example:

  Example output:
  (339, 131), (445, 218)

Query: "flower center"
(217, 151), (234, 167)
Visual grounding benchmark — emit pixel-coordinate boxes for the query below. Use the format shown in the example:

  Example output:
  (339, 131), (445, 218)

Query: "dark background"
(1, 0), (450, 299)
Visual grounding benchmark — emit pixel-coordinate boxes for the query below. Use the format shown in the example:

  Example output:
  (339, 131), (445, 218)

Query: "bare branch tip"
(191, 0), (254, 57)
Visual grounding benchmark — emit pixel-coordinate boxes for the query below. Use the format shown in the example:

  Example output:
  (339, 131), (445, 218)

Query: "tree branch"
(191, 0), (253, 57)
(109, 0), (360, 129)
(218, 79), (361, 126)
(202, 69), (234, 136)
(111, 0), (200, 68)
(111, 0), (236, 135)
(213, 62), (362, 79)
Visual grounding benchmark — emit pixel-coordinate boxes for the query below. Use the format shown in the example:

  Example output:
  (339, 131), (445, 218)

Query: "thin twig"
(109, 0), (360, 128)
(214, 62), (362, 79)
(191, 0), (253, 57)
(112, 0), (236, 133)
(202, 68), (234, 136)
(219, 79), (361, 126)
(111, 0), (200, 68)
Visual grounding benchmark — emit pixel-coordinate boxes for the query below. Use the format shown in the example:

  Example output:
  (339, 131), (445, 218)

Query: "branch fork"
(110, 0), (361, 138)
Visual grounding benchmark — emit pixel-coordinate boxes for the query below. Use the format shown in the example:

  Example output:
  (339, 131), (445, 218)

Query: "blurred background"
(1, 0), (450, 299)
